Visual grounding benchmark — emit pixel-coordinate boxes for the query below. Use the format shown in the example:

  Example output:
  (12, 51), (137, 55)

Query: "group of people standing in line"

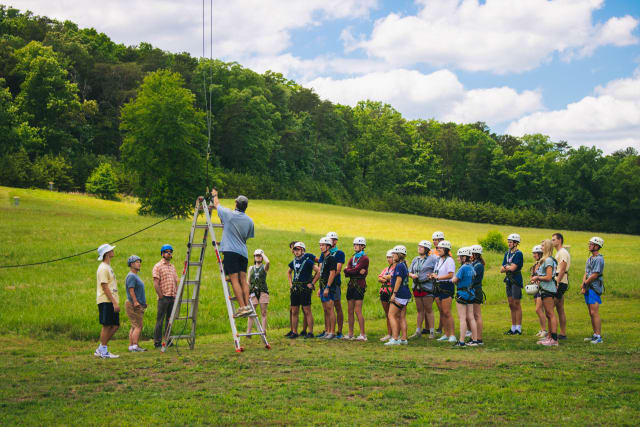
(91, 192), (606, 358)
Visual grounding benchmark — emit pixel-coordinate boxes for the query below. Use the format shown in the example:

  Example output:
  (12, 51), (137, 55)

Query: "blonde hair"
(541, 239), (553, 261)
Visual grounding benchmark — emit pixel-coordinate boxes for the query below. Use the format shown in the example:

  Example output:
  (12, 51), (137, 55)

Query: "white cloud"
(357, 0), (639, 73)
(13, 0), (378, 58)
(507, 70), (640, 153)
(307, 69), (542, 125)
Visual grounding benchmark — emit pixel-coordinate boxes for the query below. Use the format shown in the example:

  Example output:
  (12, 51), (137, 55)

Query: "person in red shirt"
(343, 237), (369, 341)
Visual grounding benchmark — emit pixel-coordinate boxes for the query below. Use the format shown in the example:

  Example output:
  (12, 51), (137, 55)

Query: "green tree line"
(1, 6), (639, 232)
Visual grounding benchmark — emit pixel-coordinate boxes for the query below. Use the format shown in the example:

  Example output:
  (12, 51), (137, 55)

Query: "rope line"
(0, 213), (179, 269)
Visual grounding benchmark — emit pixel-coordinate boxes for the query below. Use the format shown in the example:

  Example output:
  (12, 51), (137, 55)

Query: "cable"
(0, 213), (179, 269)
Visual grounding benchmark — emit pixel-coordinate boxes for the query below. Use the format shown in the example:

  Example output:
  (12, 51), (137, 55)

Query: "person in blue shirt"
(500, 233), (524, 335)
(317, 232), (346, 338)
(312, 237), (338, 339)
(452, 247), (477, 347)
(470, 245), (485, 346)
(582, 237), (605, 344)
(384, 245), (411, 346)
(286, 242), (318, 339)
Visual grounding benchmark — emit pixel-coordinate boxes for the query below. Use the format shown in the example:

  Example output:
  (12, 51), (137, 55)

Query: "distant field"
(1, 187), (639, 424)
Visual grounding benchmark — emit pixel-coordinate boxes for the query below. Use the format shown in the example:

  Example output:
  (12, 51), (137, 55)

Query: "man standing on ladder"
(211, 189), (255, 317)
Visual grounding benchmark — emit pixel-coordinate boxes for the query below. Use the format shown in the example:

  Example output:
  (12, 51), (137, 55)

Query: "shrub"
(0, 149), (33, 187)
(479, 230), (508, 253)
(32, 154), (73, 190)
(86, 163), (118, 200)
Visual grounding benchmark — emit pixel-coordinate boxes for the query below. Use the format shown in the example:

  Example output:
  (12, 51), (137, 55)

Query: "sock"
(99, 344), (107, 354)
(430, 328), (435, 333)
(516, 325), (522, 332)
(551, 333), (558, 341)
(511, 325), (516, 332)
(595, 334), (601, 338)
(416, 328), (421, 333)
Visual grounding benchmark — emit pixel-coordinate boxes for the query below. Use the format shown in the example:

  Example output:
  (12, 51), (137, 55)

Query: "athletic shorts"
(125, 300), (145, 329)
(505, 283), (523, 300)
(380, 291), (391, 303)
(556, 283), (568, 298)
(540, 290), (556, 299)
(455, 294), (472, 305)
(320, 286), (339, 303)
(346, 286), (366, 301)
(222, 251), (248, 275)
(250, 292), (270, 305)
(98, 302), (120, 326)
(436, 282), (454, 300)
(392, 297), (409, 308)
(584, 288), (602, 305)
(290, 287), (312, 307)
(472, 286), (483, 304)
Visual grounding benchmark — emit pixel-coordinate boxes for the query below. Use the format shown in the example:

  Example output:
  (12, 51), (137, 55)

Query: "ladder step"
(180, 299), (196, 304)
(168, 334), (193, 339)
(238, 332), (266, 337)
(190, 243), (206, 248)
(188, 262), (202, 267)
(185, 280), (200, 285)
(176, 316), (193, 320)
(195, 224), (224, 229)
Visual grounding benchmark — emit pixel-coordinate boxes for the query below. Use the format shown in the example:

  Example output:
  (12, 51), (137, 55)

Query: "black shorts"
(540, 290), (557, 299)
(436, 282), (454, 300)
(290, 287), (312, 307)
(222, 251), (248, 275)
(472, 286), (483, 304)
(98, 302), (120, 326)
(556, 283), (568, 298)
(346, 286), (366, 301)
(380, 292), (391, 303)
(505, 282), (523, 300)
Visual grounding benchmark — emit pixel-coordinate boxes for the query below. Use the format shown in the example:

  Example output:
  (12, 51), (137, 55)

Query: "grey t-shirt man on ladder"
(210, 189), (255, 317)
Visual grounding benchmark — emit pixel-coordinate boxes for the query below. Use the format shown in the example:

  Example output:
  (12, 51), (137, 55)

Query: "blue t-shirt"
(585, 254), (605, 294)
(502, 249), (524, 286)
(125, 272), (146, 306)
(392, 262), (411, 299)
(455, 264), (475, 289)
(319, 249), (345, 286)
(217, 205), (255, 258)
(472, 261), (484, 287)
(288, 253), (316, 283)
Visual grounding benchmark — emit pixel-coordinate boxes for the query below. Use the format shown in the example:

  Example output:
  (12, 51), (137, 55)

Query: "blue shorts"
(584, 289), (602, 305)
(320, 286), (340, 303)
(437, 282), (454, 300)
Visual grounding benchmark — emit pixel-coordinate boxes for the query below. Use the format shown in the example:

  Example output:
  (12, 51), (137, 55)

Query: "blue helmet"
(161, 244), (174, 254)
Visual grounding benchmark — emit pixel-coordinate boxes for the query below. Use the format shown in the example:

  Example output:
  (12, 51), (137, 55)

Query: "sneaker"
(437, 335), (449, 342)
(94, 349), (102, 357)
(233, 307), (251, 318)
(288, 333), (299, 339)
(558, 335), (567, 340)
(335, 333), (344, 339)
(584, 334), (596, 342)
(317, 331), (326, 338)
(342, 335), (354, 340)
(514, 330), (522, 335)
(535, 330), (547, 338)
(435, 328), (443, 335)
(467, 340), (478, 347)
(465, 330), (472, 338)
(284, 331), (293, 338)
(421, 328), (429, 335)
(101, 351), (120, 359)
(453, 341), (466, 348)
(448, 335), (457, 343)
(300, 330), (307, 336)
(384, 338), (400, 346)
(590, 336), (603, 344)
(429, 333), (435, 339)
(380, 334), (392, 342)
(304, 333), (315, 339)
(537, 337), (550, 345)
(355, 335), (368, 341)
(324, 333), (335, 340)
(408, 331), (422, 339)
(542, 339), (559, 346)
(476, 340), (484, 345)
(399, 339), (408, 345)
(131, 346), (147, 352)
(504, 329), (516, 335)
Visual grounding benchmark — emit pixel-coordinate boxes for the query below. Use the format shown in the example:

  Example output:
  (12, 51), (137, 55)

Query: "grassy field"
(1, 187), (639, 424)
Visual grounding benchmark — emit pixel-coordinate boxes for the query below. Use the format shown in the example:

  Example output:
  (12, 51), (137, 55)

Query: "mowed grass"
(1, 187), (640, 424)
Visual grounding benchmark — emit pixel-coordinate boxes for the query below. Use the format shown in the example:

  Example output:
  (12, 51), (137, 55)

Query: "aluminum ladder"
(162, 196), (270, 352)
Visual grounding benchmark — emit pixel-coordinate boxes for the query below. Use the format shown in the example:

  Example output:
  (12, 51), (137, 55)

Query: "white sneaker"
(465, 330), (472, 337)
(399, 339), (408, 345)
(94, 349), (102, 357)
(324, 333), (335, 340)
(437, 335), (449, 341)
(584, 335), (597, 342)
(342, 335), (354, 340)
(101, 351), (120, 359)
(384, 338), (400, 346)
(380, 334), (392, 342)
(409, 331), (422, 339)
(448, 335), (457, 343)
(355, 335), (368, 341)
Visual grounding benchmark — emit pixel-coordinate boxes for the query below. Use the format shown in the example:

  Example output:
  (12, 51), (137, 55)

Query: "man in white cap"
(95, 243), (119, 358)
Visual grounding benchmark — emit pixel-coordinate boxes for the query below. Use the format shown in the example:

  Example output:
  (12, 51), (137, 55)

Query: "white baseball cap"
(97, 243), (116, 261)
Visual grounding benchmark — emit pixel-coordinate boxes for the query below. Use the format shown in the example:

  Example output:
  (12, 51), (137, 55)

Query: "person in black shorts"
(377, 250), (395, 342)
(312, 237), (338, 339)
(470, 245), (485, 345)
(287, 242), (318, 339)
(343, 237), (369, 341)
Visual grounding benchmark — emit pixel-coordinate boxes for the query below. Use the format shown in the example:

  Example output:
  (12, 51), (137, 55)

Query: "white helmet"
(293, 242), (306, 250)
(532, 245), (542, 253)
(507, 233), (521, 243)
(418, 240), (432, 249)
(457, 247), (472, 257)
(589, 236), (604, 248)
(437, 240), (452, 249)
(386, 249), (394, 257)
(432, 231), (445, 240)
(392, 245), (407, 255)
(326, 232), (339, 240)
(470, 244), (482, 254)
(353, 237), (366, 246)
(253, 249), (264, 256)
(525, 283), (539, 295)
(319, 237), (333, 245)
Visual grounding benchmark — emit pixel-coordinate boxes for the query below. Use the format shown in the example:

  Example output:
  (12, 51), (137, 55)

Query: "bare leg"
(291, 306), (300, 334)
(326, 301), (336, 334)
(456, 302), (467, 341)
(514, 299), (522, 326)
(400, 306), (408, 340)
(355, 299), (365, 336)
(535, 297), (547, 332)
(302, 305), (314, 334)
(334, 299), (343, 334)
(508, 296), (516, 326)
(347, 299), (355, 337)
(543, 297), (557, 334)
(589, 304), (601, 335)
(472, 303), (483, 340)
(260, 302), (268, 332)
(466, 304), (477, 340)
(382, 301), (391, 336)
(555, 296), (567, 336)
(425, 296), (435, 332)
(440, 298), (454, 337)
(228, 273), (246, 307)
(388, 304), (400, 340)
(415, 297), (425, 333)
(435, 298), (443, 332)
(131, 326), (141, 346)
(239, 271), (250, 308)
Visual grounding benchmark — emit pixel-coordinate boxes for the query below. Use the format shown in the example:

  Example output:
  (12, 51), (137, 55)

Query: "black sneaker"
(476, 340), (484, 345)
(453, 341), (466, 348)
(514, 330), (522, 335)
(288, 333), (299, 339)
(304, 333), (314, 339)
(284, 331), (293, 338)
(421, 328), (429, 335)
(504, 329), (516, 335)
(435, 328), (443, 335)
(301, 330), (307, 336)
(558, 334), (567, 340)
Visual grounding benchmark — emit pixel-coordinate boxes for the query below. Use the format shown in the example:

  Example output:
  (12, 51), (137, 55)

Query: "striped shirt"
(152, 260), (178, 297)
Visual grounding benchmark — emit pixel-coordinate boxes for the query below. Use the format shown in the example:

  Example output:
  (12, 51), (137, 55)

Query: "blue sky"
(13, 0), (640, 152)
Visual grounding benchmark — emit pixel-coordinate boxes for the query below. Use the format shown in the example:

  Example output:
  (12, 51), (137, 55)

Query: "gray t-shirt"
(217, 205), (254, 258)
(125, 272), (146, 306)
(409, 255), (438, 283)
(585, 254), (604, 294)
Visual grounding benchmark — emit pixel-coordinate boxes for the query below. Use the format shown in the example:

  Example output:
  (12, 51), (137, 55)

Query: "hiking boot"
(435, 328), (443, 335)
